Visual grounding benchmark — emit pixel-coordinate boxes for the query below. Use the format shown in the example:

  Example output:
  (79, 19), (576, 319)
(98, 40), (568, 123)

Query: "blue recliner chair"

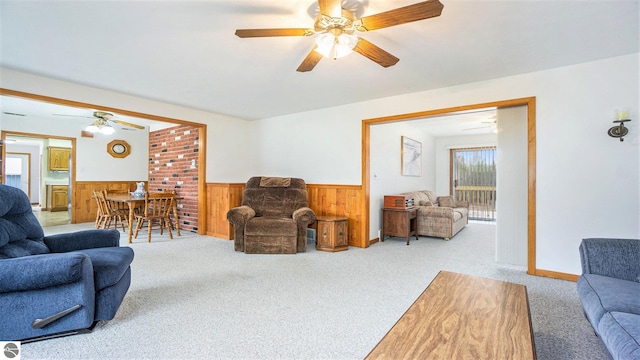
(0, 184), (134, 342)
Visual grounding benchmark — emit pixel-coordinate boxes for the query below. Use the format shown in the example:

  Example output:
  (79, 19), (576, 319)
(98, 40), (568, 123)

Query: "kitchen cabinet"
(48, 185), (69, 212)
(48, 147), (71, 171)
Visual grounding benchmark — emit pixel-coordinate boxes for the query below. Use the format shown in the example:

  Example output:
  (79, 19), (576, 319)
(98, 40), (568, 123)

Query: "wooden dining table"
(105, 193), (182, 243)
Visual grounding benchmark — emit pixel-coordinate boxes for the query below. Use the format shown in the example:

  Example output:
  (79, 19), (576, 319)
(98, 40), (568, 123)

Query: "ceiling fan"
(463, 118), (497, 132)
(235, 0), (444, 72)
(54, 111), (146, 134)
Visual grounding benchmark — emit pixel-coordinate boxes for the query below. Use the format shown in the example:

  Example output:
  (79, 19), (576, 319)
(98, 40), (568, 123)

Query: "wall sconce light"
(608, 110), (631, 142)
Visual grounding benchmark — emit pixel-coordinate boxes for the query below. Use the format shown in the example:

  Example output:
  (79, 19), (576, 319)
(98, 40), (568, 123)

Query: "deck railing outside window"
(454, 185), (496, 220)
(451, 147), (496, 221)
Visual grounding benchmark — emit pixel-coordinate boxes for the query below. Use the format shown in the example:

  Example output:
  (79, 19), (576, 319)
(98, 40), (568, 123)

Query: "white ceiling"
(0, 0), (638, 123)
(0, 95), (175, 133)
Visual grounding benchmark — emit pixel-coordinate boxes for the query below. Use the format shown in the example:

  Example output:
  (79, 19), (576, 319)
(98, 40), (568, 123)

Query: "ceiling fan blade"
(353, 37), (399, 68)
(358, 0), (444, 31)
(52, 113), (94, 119)
(297, 47), (324, 72)
(235, 28), (313, 38)
(110, 119), (146, 130)
(318, 0), (342, 18)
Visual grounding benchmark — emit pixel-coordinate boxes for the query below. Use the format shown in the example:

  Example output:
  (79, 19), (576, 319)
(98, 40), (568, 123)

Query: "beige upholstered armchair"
(227, 177), (316, 254)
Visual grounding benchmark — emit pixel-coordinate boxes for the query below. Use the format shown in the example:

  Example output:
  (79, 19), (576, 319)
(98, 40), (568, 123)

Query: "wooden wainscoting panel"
(307, 184), (366, 248)
(73, 181), (139, 224)
(204, 182), (366, 247)
(206, 183), (244, 239)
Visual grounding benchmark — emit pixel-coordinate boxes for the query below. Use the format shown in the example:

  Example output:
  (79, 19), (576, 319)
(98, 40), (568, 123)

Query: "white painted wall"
(208, 116), (257, 183)
(250, 108), (362, 184)
(255, 53), (640, 275)
(369, 122), (436, 238)
(496, 107), (528, 266)
(1, 53), (638, 275)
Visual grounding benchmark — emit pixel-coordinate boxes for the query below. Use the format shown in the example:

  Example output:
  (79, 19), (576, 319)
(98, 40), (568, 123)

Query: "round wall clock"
(107, 139), (131, 158)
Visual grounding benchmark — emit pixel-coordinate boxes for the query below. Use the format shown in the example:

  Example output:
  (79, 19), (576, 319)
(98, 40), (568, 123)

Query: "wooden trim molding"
(197, 126), (207, 236)
(0, 88), (195, 126)
(362, 97), (540, 276)
(526, 101), (537, 276)
(534, 269), (579, 282)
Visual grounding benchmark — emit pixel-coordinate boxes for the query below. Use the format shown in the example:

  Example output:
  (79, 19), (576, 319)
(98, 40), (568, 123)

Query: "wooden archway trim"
(362, 97), (539, 276)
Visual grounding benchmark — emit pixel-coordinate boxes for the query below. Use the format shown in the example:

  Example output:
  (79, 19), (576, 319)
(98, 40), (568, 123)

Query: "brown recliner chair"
(227, 177), (316, 254)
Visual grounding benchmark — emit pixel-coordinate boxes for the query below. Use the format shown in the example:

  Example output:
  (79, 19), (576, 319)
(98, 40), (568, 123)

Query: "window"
(451, 147), (496, 221)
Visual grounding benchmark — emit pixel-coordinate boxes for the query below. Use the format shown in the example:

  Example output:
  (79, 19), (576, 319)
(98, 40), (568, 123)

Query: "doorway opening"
(3, 133), (75, 227)
(0, 88), (208, 234)
(362, 97), (537, 275)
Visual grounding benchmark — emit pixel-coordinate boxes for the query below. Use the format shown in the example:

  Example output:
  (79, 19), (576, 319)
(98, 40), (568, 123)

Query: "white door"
(6, 154), (31, 197)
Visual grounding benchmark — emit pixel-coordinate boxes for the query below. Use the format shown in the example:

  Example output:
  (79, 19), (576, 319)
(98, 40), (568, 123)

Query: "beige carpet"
(22, 222), (609, 359)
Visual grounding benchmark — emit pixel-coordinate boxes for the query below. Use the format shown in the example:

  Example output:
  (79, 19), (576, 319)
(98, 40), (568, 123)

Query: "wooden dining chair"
(133, 192), (175, 242)
(93, 189), (110, 229)
(106, 190), (132, 229)
(95, 190), (127, 231)
(162, 189), (180, 234)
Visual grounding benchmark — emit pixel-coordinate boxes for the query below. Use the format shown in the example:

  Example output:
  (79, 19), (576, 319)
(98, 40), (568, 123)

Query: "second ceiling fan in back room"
(54, 111), (146, 135)
(235, 0), (444, 72)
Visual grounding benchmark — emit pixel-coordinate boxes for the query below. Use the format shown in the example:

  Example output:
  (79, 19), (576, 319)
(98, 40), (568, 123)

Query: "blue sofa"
(577, 238), (640, 359)
(0, 184), (134, 342)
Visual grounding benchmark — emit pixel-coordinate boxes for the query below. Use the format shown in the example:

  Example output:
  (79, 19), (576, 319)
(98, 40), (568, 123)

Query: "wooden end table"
(315, 216), (349, 252)
(381, 207), (418, 245)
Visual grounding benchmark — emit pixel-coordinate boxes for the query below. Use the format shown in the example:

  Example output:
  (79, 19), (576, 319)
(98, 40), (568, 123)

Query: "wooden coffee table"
(365, 271), (536, 359)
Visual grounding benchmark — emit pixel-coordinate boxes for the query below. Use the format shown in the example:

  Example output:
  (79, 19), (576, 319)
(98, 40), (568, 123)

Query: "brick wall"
(148, 125), (199, 233)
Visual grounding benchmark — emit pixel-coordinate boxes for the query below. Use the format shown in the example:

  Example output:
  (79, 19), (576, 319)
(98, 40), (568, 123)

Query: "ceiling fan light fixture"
(85, 124), (100, 133)
(314, 32), (357, 60)
(100, 124), (115, 135)
(236, 0), (444, 72)
(86, 118), (115, 135)
(314, 32), (335, 57)
(338, 32), (358, 48)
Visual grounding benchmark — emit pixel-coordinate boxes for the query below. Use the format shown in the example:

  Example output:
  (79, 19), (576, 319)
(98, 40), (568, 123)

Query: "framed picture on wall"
(401, 136), (422, 176)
